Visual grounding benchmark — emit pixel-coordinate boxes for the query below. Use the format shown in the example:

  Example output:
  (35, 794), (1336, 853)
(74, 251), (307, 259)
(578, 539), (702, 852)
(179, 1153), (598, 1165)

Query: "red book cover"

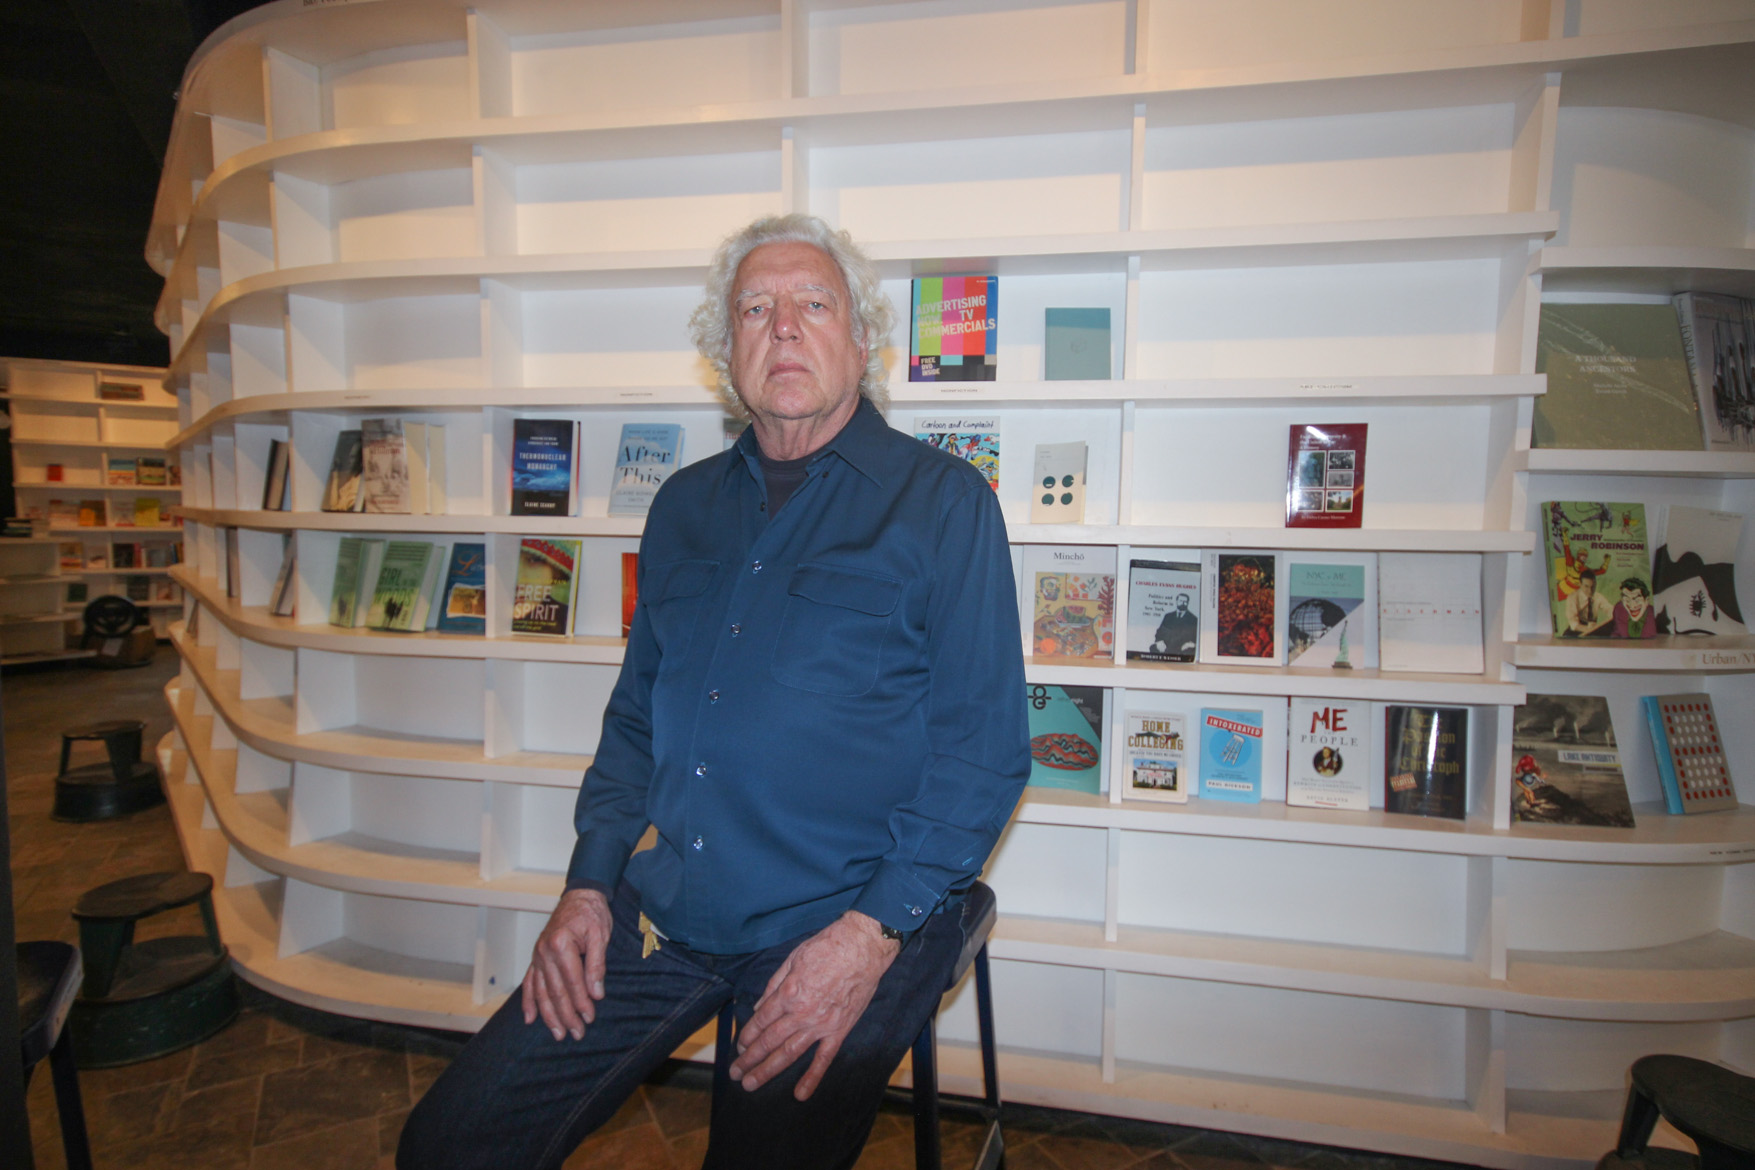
(1286, 423), (1367, 529)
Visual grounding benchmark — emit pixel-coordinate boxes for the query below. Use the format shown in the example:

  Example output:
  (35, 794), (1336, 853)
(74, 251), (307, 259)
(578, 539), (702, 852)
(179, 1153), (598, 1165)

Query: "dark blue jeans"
(397, 882), (967, 1170)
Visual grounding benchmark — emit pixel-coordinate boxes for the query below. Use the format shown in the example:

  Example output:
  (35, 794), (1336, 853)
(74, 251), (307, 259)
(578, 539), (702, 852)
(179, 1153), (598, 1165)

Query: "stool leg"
(913, 1015), (941, 1170)
(197, 893), (224, 955)
(711, 1004), (735, 1116)
(59, 737), (73, 778)
(103, 735), (135, 784)
(76, 919), (133, 999)
(49, 1029), (94, 1170)
(974, 945), (999, 1115)
(1615, 1082), (1661, 1158)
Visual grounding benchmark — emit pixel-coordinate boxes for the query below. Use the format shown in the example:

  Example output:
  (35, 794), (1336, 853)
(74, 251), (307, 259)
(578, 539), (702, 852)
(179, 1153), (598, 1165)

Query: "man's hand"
(728, 910), (900, 1101)
(521, 887), (613, 1042)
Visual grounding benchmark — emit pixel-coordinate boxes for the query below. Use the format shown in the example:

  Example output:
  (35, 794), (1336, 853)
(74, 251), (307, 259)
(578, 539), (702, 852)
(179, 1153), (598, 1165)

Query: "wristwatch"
(879, 922), (911, 944)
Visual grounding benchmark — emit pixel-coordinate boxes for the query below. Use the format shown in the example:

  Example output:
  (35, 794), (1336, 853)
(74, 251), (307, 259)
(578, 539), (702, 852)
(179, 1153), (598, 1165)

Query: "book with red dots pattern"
(1640, 694), (1739, 814)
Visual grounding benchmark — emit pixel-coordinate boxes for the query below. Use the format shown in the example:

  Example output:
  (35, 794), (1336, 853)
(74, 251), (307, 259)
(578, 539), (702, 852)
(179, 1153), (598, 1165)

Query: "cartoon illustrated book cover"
(1125, 559), (1199, 664)
(1652, 505), (1745, 636)
(1123, 711), (1187, 803)
(1198, 708), (1264, 803)
(910, 276), (997, 382)
(1511, 694), (1635, 828)
(607, 423), (683, 517)
(1285, 552), (1377, 670)
(1025, 683), (1104, 793)
(435, 542), (487, 635)
(1384, 705), (1468, 820)
(915, 416), (999, 491)
(1534, 303), (1703, 450)
(1285, 423), (1367, 528)
(1286, 698), (1371, 811)
(1540, 501), (1652, 638)
(510, 537), (582, 637)
(1031, 569), (1115, 661)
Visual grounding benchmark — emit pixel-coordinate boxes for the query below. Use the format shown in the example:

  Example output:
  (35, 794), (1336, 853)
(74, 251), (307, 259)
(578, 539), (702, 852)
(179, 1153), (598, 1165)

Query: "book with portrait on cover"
(1287, 698), (1372, 811)
(360, 417), (410, 514)
(1126, 559), (1199, 664)
(1540, 501), (1652, 639)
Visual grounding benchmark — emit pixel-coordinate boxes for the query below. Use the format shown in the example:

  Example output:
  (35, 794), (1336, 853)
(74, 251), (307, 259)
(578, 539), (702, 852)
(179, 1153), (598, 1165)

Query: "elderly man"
(399, 215), (1029, 1170)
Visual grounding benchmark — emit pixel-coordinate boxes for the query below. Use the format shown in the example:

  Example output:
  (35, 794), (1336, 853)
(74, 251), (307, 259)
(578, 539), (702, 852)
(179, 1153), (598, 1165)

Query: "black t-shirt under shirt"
(756, 448), (813, 516)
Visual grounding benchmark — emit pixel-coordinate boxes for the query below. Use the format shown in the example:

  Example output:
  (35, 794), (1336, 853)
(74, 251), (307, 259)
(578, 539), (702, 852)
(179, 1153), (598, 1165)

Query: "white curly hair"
(689, 214), (894, 417)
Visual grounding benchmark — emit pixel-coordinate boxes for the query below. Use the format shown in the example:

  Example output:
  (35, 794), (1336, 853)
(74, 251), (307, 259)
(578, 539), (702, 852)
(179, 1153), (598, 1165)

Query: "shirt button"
(751, 561), (763, 574)
(730, 623), (742, 637)
(909, 906), (924, 917)
(693, 836), (704, 851)
(708, 690), (720, 703)
(695, 763), (709, 776)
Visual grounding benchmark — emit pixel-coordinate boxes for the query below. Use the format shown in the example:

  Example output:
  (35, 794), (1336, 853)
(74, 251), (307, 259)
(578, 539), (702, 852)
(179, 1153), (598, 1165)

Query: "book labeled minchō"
(607, 423), (683, 517)
(1384, 705), (1468, 820)
(435, 542), (487, 635)
(1511, 694), (1634, 828)
(1024, 546), (1116, 662)
(915, 416), (999, 492)
(1287, 698), (1370, 811)
(1025, 683), (1104, 794)
(1125, 559), (1199, 664)
(911, 276), (997, 382)
(511, 419), (581, 516)
(1198, 708), (1264, 803)
(1123, 710), (1186, 803)
(1540, 501), (1652, 639)
(511, 537), (582, 637)
(1285, 423), (1367, 529)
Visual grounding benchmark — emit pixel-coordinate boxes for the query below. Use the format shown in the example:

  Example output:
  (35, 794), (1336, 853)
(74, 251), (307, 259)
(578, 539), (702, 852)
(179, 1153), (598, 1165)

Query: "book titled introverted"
(511, 419), (581, 516)
(511, 537), (582, 637)
(1534, 303), (1702, 450)
(1124, 710), (1187, 803)
(1511, 694), (1635, 828)
(1287, 698), (1370, 811)
(1540, 501), (1651, 638)
(1384, 704), (1468, 820)
(1025, 683), (1104, 793)
(1641, 693), (1738, 814)
(435, 542), (487, 635)
(1125, 559), (1199, 664)
(607, 423), (682, 517)
(1199, 708), (1264, 803)
(916, 416), (999, 491)
(1285, 423), (1367, 528)
(911, 276), (997, 382)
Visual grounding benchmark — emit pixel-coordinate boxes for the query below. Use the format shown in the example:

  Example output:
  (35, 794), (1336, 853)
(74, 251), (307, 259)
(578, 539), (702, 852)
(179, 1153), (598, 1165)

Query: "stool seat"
(60, 718), (148, 740)
(1600, 1054), (1755, 1170)
(74, 870), (213, 922)
(54, 718), (160, 822)
(17, 942), (94, 1170)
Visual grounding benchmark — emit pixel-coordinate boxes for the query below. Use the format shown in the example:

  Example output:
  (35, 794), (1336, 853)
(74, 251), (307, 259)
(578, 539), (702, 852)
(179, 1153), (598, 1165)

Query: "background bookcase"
(2, 356), (184, 656)
(148, 3), (1754, 1166)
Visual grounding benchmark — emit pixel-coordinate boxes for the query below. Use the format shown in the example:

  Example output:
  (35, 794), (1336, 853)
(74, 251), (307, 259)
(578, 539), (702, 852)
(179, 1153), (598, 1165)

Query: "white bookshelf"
(148, 4), (1755, 1167)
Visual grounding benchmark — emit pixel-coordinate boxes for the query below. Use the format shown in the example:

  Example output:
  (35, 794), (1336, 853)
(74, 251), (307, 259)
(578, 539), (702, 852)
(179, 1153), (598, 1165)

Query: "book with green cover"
(365, 540), (442, 632)
(1534, 303), (1703, 450)
(329, 536), (385, 628)
(1539, 501), (1651, 638)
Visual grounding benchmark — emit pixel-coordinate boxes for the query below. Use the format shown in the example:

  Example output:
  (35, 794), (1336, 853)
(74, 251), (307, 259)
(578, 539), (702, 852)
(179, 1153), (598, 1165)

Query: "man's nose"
(770, 301), (800, 340)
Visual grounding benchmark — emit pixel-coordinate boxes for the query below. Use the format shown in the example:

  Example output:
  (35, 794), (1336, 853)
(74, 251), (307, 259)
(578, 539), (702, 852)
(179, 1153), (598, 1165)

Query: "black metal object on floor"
(1597, 1054), (1755, 1170)
(51, 718), (163, 822)
(17, 941), (94, 1170)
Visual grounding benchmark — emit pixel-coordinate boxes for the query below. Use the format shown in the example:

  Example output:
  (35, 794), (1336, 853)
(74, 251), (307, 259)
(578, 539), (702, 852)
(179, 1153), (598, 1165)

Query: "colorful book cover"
(435, 542), (487, 635)
(321, 430), (364, 512)
(1384, 705), (1468, 820)
(1285, 423), (1367, 528)
(621, 552), (638, 638)
(1287, 698), (1371, 811)
(133, 497), (162, 528)
(1534, 303), (1703, 450)
(910, 276), (997, 382)
(607, 423), (683, 516)
(1025, 683), (1104, 793)
(1540, 501), (1651, 638)
(1200, 551), (1283, 665)
(511, 419), (580, 516)
(1652, 505), (1745, 636)
(1285, 553), (1377, 669)
(77, 499), (104, 527)
(365, 541), (439, 632)
(107, 457), (137, 486)
(136, 456), (168, 487)
(1032, 570), (1115, 661)
(360, 418), (410, 514)
(1641, 693), (1738, 815)
(511, 537), (582, 636)
(1123, 711), (1187, 803)
(48, 500), (78, 528)
(1125, 559), (1199, 664)
(1511, 695), (1635, 828)
(1672, 292), (1755, 451)
(915, 416), (999, 491)
(1199, 708), (1264, 803)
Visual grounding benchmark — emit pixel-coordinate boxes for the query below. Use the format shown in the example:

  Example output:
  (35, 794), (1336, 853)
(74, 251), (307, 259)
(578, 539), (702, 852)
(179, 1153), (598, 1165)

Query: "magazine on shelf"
(511, 537), (582, 636)
(910, 276), (997, 382)
(1383, 705), (1468, 820)
(1511, 695), (1635, 828)
(915, 416), (999, 492)
(1029, 441), (1087, 524)
(1539, 501), (1652, 639)
(1025, 683), (1105, 794)
(1284, 423), (1367, 529)
(1285, 552), (1377, 670)
(1123, 710), (1187, 803)
(607, 423), (683, 516)
(1641, 693), (1738, 815)
(1286, 698), (1373, 811)
(1125, 558), (1200, 664)
(1377, 552), (1484, 674)
(1673, 291), (1755, 451)
(1023, 545), (1116, 661)
(1651, 505), (1745, 636)
(360, 418), (411, 514)
(435, 542), (487, 635)
(1533, 303), (1703, 450)
(511, 419), (581, 516)
(321, 430), (365, 512)
(1199, 551), (1284, 667)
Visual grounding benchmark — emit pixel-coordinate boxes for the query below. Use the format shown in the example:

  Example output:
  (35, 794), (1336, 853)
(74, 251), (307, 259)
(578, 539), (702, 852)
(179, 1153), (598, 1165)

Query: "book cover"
(1287, 698), (1371, 811)
(1285, 552), (1377, 670)
(224, 527), (241, 599)
(511, 537), (582, 636)
(1026, 546), (1116, 661)
(365, 541), (439, 632)
(133, 498), (162, 528)
(1123, 710), (1187, 803)
(269, 537), (297, 618)
(1125, 559), (1199, 664)
(1673, 291), (1755, 451)
(57, 542), (80, 570)
(1652, 505), (1745, 636)
(607, 423), (683, 517)
(107, 457), (137, 486)
(48, 500), (78, 528)
(1285, 423), (1367, 528)
(1641, 693), (1739, 815)
(1199, 708), (1264, 803)
(322, 430), (365, 512)
(136, 456), (167, 487)
(1199, 551), (1283, 666)
(511, 419), (581, 516)
(111, 542), (138, 568)
(911, 276), (997, 382)
(1025, 683), (1104, 793)
(1378, 552), (1484, 674)
(1384, 705), (1468, 820)
(360, 418), (410, 514)
(125, 575), (150, 601)
(77, 500), (103, 527)
(152, 577), (177, 603)
(262, 440), (290, 510)
(435, 542), (487, 635)
(1533, 303), (1703, 450)
(98, 380), (145, 401)
(1540, 501), (1652, 638)
(1044, 308), (1110, 381)
(621, 552), (638, 638)
(915, 416), (999, 491)
(405, 422), (429, 515)
(329, 536), (385, 628)
(1511, 694), (1635, 828)
(426, 423), (449, 513)
(1029, 441), (1086, 523)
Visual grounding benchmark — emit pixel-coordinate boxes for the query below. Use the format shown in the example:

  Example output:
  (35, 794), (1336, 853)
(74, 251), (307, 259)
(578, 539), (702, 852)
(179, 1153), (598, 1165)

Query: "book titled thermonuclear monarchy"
(910, 276), (997, 382)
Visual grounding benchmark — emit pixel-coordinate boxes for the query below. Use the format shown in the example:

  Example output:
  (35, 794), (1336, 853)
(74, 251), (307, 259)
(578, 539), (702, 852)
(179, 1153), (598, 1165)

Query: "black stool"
(712, 882), (1003, 1170)
(1597, 1054), (1755, 1170)
(52, 718), (163, 822)
(17, 941), (95, 1170)
(69, 871), (239, 1068)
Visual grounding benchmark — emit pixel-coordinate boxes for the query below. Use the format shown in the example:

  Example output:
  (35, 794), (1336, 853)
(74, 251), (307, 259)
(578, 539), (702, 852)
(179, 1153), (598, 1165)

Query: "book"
(167, 461), (181, 487)
(133, 498), (162, 528)
(1377, 552), (1484, 674)
(1540, 501), (1652, 638)
(1285, 423), (1367, 528)
(153, 577), (178, 603)
(1026, 546), (1116, 661)
(48, 499), (78, 528)
(1199, 551), (1284, 666)
(1641, 693), (1739, 814)
(107, 457), (137, 486)
(1511, 695), (1635, 828)
(1029, 441), (1086, 523)
(915, 416), (999, 492)
(1287, 699), (1372, 811)
(98, 380), (145, 401)
(269, 537), (297, 618)
(1123, 710), (1187, 803)
(144, 543), (175, 568)
(365, 541), (442, 632)
(1285, 552), (1377, 670)
(224, 527), (241, 599)
(607, 423), (683, 516)
(511, 537), (582, 636)
(510, 418), (581, 516)
(321, 430), (365, 512)
(261, 440), (290, 510)
(435, 542), (487, 635)
(621, 552), (638, 638)
(1673, 291), (1755, 450)
(1125, 559), (1199, 664)
(1025, 683), (1104, 793)
(111, 542), (139, 569)
(77, 500), (103, 527)
(360, 418), (410, 513)
(1533, 303), (1703, 450)
(136, 456), (167, 487)
(45, 463), (63, 482)
(426, 423), (448, 513)
(125, 575), (150, 602)
(1383, 705), (1468, 820)
(1652, 505), (1745, 636)
(329, 537), (386, 628)
(57, 542), (81, 570)
(406, 422), (429, 515)
(66, 581), (87, 605)
(910, 276), (997, 382)
(1198, 708), (1265, 803)
(1044, 308), (1110, 380)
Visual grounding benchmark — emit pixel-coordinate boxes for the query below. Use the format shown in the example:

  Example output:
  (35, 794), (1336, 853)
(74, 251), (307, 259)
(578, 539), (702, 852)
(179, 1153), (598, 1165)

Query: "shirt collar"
(731, 396), (889, 488)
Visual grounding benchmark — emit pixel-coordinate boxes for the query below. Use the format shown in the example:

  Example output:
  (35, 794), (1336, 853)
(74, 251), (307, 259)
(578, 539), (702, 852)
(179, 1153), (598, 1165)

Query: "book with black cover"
(1384, 705), (1468, 820)
(321, 430), (365, 512)
(1511, 694), (1635, 828)
(511, 419), (581, 516)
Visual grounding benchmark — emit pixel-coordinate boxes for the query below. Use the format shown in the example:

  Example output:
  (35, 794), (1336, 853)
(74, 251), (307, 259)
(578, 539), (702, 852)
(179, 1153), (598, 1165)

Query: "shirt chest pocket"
(772, 564), (903, 697)
(644, 559), (719, 665)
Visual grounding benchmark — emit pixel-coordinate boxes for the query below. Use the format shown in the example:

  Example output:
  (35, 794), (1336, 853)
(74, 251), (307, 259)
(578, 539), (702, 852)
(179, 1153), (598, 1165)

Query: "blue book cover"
(511, 419), (578, 515)
(607, 423), (683, 516)
(1199, 708), (1264, 802)
(435, 542), (487, 635)
(1025, 683), (1104, 793)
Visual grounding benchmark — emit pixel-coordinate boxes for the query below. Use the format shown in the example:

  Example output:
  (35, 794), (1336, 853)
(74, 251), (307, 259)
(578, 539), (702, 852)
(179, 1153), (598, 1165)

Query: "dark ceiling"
(0, 0), (267, 369)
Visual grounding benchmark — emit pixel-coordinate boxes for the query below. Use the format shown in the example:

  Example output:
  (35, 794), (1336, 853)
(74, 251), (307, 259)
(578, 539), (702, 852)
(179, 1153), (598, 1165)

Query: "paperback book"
(269, 538), (296, 618)
(107, 458), (136, 486)
(1673, 291), (1755, 450)
(1029, 441), (1086, 523)
(360, 418), (410, 513)
(1378, 552), (1484, 674)
(1384, 705), (1468, 820)
(511, 537), (582, 637)
(1044, 308), (1110, 380)
(1641, 693), (1739, 814)
(1025, 546), (1116, 661)
(435, 542), (487, 635)
(621, 552), (638, 638)
(321, 430), (365, 512)
(136, 456), (167, 487)
(1285, 552), (1377, 670)
(607, 423), (683, 516)
(1199, 551), (1284, 666)
(916, 416), (999, 491)
(910, 276), (997, 382)
(1285, 423), (1367, 528)
(328, 536), (385, 628)
(1511, 694), (1635, 828)
(1025, 683), (1104, 793)
(1534, 303), (1702, 450)
(1540, 501), (1652, 638)
(365, 541), (442, 632)
(1123, 711), (1187, 803)
(1198, 708), (1265, 803)
(1286, 698), (1372, 811)
(511, 419), (581, 516)
(1652, 505), (1745, 636)
(262, 439), (290, 511)
(1125, 559), (1199, 664)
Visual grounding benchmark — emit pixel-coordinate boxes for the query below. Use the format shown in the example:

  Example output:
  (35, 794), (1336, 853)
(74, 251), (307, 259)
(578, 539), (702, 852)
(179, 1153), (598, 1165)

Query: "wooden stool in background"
(52, 718), (162, 822)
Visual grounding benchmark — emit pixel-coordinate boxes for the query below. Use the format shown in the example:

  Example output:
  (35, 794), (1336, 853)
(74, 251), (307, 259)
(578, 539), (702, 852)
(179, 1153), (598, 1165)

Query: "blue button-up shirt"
(566, 398), (1030, 954)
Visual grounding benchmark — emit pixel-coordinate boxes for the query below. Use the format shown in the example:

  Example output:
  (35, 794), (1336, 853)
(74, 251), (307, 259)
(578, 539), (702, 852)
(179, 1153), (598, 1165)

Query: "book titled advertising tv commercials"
(1384, 705), (1468, 820)
(1377, 552), (1484, 674)
(1652, 505), (1745, 636)
(365, 541), (443, 632)
(435, 542), (487, 635)
(1199, 708), (1264, 803)
(916, 416), (999, 492)
(607, 423), (683, 516)
(511, 537), (582, 637)
(1540, 501), (1652, 639)
(360, 417), (411, 514)
(1029, 441), (1086, 523)
(910, 276), (997, 382)
(511, 419), (581, 516)
(1511, 694), (1635, 828)
(1534, 303), (1703, 450)
(1025, 683), (1104, 794)
(1287, 698), (1371, 811)
(1285, 423), (1367, 528)
(1199, 551), (1284, 666)
(1123, 710), (1187, 803)
(1641, 693), (1738, 814)
(321, 430), (365, 512)
(1285, 552), (1377, 670)
(1125, 559), (1199, 664)
(1025, 545), (1116, 661)
(1673, 291), (1755, 450)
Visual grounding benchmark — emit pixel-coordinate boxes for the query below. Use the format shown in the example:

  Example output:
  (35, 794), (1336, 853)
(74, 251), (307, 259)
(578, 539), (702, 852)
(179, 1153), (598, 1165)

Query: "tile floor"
(6, 655), (1477, 1170)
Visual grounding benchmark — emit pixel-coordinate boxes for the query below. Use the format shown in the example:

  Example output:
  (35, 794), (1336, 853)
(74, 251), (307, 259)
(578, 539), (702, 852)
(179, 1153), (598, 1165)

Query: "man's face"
(1621, 587), (1647, 617)
(728, 241), (867, 429)
(1175, 595), (1189, 613)
(1578, 576), (1595, 600)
